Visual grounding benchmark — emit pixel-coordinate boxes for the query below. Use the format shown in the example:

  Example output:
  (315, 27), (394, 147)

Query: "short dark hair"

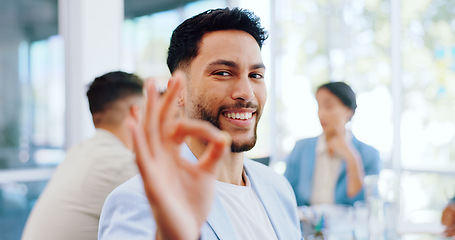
(86, 71), (143, 115)
(318, 81), (357, 112)
(167, 7), (268, 73)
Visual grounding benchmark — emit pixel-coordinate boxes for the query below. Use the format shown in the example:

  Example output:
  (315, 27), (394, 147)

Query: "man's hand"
(130, 71), (231, 240)
(442, 202), (455, 237)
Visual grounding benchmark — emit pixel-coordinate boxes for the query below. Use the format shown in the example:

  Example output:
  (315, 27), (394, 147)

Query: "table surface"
(299, 204), (449, 240)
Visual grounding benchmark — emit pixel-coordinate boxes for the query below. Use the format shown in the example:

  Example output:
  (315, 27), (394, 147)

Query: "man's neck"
(186, 138), (245, 186)
(96, 124), (133, 151)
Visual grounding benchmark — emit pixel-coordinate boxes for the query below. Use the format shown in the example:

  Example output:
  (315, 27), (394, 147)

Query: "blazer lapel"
(204, 195), (237, 240)
(245, 162), (294, 240)
(181, 144), (236, 239)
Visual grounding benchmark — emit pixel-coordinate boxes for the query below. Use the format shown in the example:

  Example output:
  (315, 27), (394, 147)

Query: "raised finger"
(130, 118), (155, 176)
(143, 79), (161, 155)
(158, 72), (183, 137)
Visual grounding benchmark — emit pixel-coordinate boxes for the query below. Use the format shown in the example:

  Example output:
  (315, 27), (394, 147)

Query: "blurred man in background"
(22, 71), (144, 240)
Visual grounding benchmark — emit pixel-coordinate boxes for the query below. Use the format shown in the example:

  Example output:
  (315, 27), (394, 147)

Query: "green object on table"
(314, 213), (325, 233)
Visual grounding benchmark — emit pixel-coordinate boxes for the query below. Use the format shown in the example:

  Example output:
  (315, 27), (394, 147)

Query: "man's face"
(182, 30), (267, 152)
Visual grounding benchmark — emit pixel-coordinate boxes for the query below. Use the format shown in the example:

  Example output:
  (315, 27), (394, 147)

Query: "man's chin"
(230, 140), (256, 153)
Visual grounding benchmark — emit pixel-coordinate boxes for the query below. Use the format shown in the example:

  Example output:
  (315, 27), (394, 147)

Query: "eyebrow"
(207, 59), (266, 70)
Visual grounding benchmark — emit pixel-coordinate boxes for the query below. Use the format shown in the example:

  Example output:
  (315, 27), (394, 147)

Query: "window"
(0, 11), (63, 240)
(29, 37), (66, 166)
(275, 0), (392, 162)
(400, 0), (455, 226)
(274, 0), (455, 234)
(122, 0), (229, 91)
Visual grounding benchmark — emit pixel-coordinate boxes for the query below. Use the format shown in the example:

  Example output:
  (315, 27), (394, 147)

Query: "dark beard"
(195, 101), (260, 153)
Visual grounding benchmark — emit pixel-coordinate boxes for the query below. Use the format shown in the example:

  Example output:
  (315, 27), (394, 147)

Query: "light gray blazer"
(99, 144), (302, 240)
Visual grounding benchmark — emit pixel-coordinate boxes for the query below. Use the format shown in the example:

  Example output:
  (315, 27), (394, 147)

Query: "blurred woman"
(284, 81), (380, 206)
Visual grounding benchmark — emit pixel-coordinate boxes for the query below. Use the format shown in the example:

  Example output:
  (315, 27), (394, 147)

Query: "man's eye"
(250, 73), (264, 79)
(214, 71), (230, 76)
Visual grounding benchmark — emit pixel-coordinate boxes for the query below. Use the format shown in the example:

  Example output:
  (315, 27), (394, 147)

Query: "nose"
(231, 75), (254, 102)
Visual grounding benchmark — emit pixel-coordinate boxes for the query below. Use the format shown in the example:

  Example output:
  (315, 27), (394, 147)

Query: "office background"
(0, 0), (454, 239)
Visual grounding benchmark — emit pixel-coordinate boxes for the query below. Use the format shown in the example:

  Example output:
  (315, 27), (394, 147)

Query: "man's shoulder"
(67, 131), (132, 160)
(244, 159), (289, 187)
(109, 174), (144, 195)
(100, 174), (148, 221)
(244, 158), (273, 173)
(99, 175), (156, 240)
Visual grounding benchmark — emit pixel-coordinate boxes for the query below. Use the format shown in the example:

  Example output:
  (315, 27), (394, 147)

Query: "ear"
(168, 77), (185, 106)
(129, 104), (141, 123)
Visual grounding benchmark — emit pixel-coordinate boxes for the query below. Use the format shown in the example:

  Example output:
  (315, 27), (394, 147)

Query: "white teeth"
(224, 112), (253, 120)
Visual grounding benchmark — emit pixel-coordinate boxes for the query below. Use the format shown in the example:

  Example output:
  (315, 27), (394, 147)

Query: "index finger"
(143, 77), (161, 154)
(170, 119), (230, 174)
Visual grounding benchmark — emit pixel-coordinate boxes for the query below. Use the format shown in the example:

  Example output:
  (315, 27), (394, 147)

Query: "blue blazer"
(99, 144), (303, 240)
(284, 135), (380, 206)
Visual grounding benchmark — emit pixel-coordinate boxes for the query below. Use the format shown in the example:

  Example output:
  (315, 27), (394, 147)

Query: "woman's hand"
(325, 126), (364, 198)
(325, 124), (351, 158)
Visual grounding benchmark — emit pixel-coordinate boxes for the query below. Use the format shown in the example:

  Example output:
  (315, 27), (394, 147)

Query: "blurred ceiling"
(0, 0), (197, 42)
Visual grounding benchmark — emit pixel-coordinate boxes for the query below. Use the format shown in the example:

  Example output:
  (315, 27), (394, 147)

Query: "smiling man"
(183, 37), (266, 153)
(99, 8), (302, 240)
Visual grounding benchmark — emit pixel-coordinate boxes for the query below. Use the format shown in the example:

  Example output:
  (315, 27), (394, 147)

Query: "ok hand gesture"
(130, 71), (231, 240)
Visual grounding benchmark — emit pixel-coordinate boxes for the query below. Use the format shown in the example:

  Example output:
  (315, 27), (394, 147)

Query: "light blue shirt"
(99, 144), (303, 239)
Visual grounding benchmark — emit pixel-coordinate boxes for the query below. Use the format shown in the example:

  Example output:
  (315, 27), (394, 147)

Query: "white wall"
(59, 0), (125, 149)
